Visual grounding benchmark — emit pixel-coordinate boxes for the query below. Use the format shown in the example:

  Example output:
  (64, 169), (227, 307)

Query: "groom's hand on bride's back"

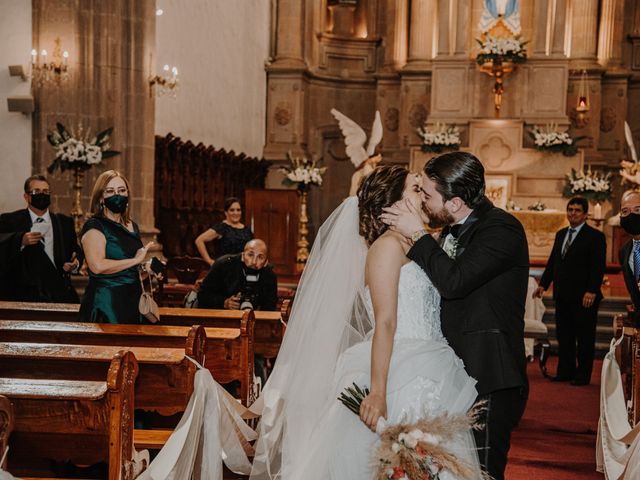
(380, 199), (425, 238)
(359, 392), (387, 432)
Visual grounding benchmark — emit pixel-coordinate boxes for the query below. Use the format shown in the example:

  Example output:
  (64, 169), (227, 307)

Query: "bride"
(250, 165), (481, 479)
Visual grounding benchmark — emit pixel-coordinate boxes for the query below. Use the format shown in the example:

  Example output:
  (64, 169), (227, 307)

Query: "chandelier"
(149, 64), (179, 98)
(30, 37), (70, 87)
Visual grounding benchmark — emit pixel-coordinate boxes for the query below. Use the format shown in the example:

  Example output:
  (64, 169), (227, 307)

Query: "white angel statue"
(620, 121), (639, 188)
(330, 108), (383, 196)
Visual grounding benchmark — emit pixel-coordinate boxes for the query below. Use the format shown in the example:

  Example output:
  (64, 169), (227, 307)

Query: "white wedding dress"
(250, 197), (481, 480)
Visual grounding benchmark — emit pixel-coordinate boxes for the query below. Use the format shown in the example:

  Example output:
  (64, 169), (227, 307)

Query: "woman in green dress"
(79, 170), (153, 323)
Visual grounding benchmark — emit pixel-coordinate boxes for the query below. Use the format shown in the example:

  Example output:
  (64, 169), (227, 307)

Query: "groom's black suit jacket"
(408, 197), (529, 396)
(0, 208), (81, 303)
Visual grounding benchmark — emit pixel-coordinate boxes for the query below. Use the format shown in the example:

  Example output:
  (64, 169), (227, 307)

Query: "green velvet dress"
(78, 216), (144, 324)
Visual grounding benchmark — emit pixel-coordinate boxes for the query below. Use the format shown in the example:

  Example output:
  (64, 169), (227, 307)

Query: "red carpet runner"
(505, 357), (603, 479)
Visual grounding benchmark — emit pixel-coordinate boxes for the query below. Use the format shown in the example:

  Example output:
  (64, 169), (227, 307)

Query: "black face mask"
(103, 194), (129, 214)
(621, 213), (640, 236)
(30, 193), (51, 211)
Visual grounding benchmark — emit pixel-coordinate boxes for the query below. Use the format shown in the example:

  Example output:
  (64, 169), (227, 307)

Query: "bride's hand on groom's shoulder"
(359, 392), (387, 432)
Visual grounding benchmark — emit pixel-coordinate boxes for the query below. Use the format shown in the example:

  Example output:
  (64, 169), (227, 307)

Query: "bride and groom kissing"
(250, 152), (529, 480)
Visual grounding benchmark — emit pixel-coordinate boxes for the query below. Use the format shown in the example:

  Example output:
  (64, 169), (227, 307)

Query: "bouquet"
(528, 124), (585, 157)
(47, 122), (120, 173)
(563, 167), (612, 202)
(417, 123), (461, 154)
(476, 34), (527, 65)
(279, 151), (327, 189)
(338, 383), (484, 480)
(527, 201), (546, 212)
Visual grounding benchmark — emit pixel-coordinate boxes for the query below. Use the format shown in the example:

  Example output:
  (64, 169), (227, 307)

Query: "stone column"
(568, 0), (598, 65)
(597, 0), (625, 69)
(405, 0), (436, 69)
(32, 0), (156, 240)
(272, 0), (305, 68)
(381, 0), (408, 71)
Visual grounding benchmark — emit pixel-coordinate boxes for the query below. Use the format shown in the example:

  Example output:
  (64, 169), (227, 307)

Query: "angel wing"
(330, 108), (368, 168)
(366, 111), (382, 156)
(625, 121), (638, 162)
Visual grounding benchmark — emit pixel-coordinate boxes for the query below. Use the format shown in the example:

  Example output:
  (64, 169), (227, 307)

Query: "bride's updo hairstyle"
(357, 165), (408, 246)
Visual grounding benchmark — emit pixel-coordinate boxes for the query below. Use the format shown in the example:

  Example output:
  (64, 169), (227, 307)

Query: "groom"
(381, 152), (529, 480)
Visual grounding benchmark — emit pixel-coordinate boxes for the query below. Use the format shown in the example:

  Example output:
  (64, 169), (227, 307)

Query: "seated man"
(0, 175), (81, 303)
(197, 238), (278, 311)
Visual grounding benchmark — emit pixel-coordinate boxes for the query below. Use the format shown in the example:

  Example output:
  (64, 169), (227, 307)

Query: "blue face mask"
(103, 194), (128, 214)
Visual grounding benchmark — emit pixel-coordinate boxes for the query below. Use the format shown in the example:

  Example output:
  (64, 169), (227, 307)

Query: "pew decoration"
(279, 152), (327, 264)
(528, 124), (585, 157)
(46, 122), (120, 234)
(154, 133), (270, 258)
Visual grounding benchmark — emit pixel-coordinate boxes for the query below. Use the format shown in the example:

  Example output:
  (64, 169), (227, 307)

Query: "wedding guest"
(0, 175), (81, 302)
(617, 190), (640, 318)
(534, 196), (606, 386)
(79, 170), (153, 324)
(195, 197), (253, 265)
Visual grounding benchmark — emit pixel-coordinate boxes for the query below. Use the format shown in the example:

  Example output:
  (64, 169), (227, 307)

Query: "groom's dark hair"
(424, 152), (485, 209)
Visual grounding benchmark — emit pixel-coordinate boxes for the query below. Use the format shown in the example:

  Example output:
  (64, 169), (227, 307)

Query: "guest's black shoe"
(551, 375), (573, 382)
(570, 379), (589, 386)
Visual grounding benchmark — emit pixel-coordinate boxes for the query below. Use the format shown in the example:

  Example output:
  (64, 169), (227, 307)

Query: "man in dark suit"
(533, 197), (606, 386)
(617, 190), (640, 319)
(0, 175), (81, 303)
(381, 152), (529, 480)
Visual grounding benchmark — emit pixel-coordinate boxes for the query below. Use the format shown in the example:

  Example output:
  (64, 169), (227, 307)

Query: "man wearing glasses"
(0, 175), (82, 302)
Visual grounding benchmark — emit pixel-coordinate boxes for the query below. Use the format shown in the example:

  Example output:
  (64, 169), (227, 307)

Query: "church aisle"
(506, 357), (603, 479)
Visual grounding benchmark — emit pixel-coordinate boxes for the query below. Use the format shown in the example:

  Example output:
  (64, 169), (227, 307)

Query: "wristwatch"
(410, 229), (428, 243)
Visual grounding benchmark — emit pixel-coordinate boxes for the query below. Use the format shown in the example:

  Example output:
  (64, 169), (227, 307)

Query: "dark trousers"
(555, 297), (599, 382)
(473, 386), (528, 480)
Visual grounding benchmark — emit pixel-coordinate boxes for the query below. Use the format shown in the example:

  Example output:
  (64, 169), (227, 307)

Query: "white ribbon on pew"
(596, 336), (640, 479)
(137, 359), (257, 480)
(0, 446), (15, 480)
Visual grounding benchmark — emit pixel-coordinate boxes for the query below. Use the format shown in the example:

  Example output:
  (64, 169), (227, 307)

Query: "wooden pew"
(0, 299), (288, 360)
(0, 395), (12, 471)
(0, 320), (255, 406)
(1, 350), (139, 480)
(0, 342), (197, 418)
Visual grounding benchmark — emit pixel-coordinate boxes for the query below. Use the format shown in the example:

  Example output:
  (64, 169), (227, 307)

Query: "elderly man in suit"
(534, 196), (606, 386)
(0, 175), (81, 302)
(618, 190), (640, 318)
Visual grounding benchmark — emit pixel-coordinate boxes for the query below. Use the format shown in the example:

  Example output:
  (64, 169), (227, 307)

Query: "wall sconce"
(149, 64), (179, 97)
(28, 37), (70, 87)
(574, 69), (590, 128)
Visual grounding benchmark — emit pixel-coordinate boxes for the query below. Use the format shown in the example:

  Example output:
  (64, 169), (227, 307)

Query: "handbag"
(139, 269), (160, 323)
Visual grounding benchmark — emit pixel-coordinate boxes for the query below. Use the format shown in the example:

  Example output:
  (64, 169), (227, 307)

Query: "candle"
(30, 49), (37, 65)
(593, 203), (602, 219)
(63, 51), (69, 65)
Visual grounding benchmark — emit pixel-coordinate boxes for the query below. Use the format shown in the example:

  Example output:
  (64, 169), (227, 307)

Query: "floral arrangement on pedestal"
(529, 124), (585, 157)
(563, 167), (612, 202)
(417, 123), (461, 153)
(475, 34), (528, 65)
(46, 122), (119, 174)
(280, 152), (327, 264)
(279, 151), (326, 190)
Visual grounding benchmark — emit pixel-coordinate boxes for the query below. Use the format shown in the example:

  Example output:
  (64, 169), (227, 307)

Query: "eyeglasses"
(104, 187), (128, 196)
(28, 189), (50, 195)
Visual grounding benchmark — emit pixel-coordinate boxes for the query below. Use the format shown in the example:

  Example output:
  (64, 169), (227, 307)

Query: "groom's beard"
(424, 204), (455, 229)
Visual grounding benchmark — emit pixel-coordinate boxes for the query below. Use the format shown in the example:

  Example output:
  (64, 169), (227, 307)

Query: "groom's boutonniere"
(443, 236), (458, 259)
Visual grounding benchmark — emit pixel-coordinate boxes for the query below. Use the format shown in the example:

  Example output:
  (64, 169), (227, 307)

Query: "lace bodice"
(365, 261), (446, 343)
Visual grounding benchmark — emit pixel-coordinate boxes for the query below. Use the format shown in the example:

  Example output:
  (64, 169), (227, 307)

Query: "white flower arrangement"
(476, 34), (528, 65)
(280, 151), (327, 189)
(417, 123), (461, 153)
(563, 167), (612, 202)
(528, 124), (584, 157)
(47, 122), (119, 173)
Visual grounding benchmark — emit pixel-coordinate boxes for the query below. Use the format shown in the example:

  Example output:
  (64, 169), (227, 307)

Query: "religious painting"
(485, 174), (512, 210)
